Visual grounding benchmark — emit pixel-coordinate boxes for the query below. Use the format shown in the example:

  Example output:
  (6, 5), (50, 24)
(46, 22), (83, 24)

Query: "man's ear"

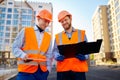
(46, 22), (49, 26)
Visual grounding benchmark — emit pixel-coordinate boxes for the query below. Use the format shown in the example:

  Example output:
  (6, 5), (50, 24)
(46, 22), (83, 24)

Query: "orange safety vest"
(55, 29), (88, 72)
(17, 27), (51, 73)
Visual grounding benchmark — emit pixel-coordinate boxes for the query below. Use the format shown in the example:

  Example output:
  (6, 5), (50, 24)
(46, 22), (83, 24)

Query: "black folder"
(57, 39), (102, 58)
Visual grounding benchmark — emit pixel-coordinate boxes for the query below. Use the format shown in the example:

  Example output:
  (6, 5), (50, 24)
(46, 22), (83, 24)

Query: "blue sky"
(17, 0), (108, 41)
(51, 0), (109, 41)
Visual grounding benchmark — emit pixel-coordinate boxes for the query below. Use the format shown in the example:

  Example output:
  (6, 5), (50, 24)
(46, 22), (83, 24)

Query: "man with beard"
(53, 10), (89, 80)
(12, 9), (52, 80)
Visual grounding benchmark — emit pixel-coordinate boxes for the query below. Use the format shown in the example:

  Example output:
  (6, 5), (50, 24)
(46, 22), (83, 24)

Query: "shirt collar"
(63, 27), (77, 33)
(34, 25), (44, 32)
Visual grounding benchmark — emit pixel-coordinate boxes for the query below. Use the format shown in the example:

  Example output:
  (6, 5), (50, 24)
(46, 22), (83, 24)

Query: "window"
(0, 32), (3, 37)
(7, 14), (12, 19)
(117, 21), (120, 27)
(116, 14), (120, 21)
(22, 21), (31, 26)
(22, 21), (26, 26)
(6, 20), (11, 25)
(12, 27), (18, 31)
(38, 5), (43, 8)
(108, 5), (110, 9)
(0, 20), (5, 25)
(0, 26), (4, 32)
(115, 7), (119, 14)
(22, 15), (26, 20)
(12, 33), (17, 38)
(28, 10), (32, 14)
(13, 14), (19, 19)
(14, 8), (19, 13)
(8, 2), (13, 5)
(0, 7), (6, 12)
(11, 39), (15, 43)
(5, 33), (10, 37)
(6, 26), (10, 31)
(22, 9), (27, 14)
(119, 36), (120, 41)
(27, 15), (32, 20)
(26, 21), (31, 26)
(13, 20), (18, 26)
(118, 29), (120, 35)
(5, 39), (9, 44)
(22, 15), (32, 20)
(115, 1), (119, 8)
(8, 8), (12, 13)
(0, 14), (5, 19)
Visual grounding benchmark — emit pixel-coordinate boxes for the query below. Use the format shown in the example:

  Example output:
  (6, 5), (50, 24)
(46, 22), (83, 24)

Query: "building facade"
(92, 0), (120, 65)
(108, 0), (120, 64)
(92, 5), (111, 65)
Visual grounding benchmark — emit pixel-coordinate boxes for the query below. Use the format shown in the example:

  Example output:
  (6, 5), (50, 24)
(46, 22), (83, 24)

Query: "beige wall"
(100, 6), (111, 52)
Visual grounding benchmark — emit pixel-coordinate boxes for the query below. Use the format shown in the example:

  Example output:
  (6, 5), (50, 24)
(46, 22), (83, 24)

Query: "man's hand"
(55, 55), (65, 61)
(76, 54), (86, 61)
(23, 55), (33, 63)
(23, 55), (28, 61)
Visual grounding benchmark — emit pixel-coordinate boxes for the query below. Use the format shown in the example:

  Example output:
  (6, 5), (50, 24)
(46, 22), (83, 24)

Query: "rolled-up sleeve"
(12, 28), (26, 59)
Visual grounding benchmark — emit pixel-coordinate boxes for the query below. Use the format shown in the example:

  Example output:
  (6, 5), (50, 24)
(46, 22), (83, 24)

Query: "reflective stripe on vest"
(23, 50), (45, 55)
(78, 30), (81, 42)
(17, 50), (46, 65)
(18, 60), (46, 66)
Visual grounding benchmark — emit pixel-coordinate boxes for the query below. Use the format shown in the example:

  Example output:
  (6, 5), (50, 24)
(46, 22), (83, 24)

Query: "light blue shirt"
(12, 25), (53, 72)
(53, 27), (89, 59)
